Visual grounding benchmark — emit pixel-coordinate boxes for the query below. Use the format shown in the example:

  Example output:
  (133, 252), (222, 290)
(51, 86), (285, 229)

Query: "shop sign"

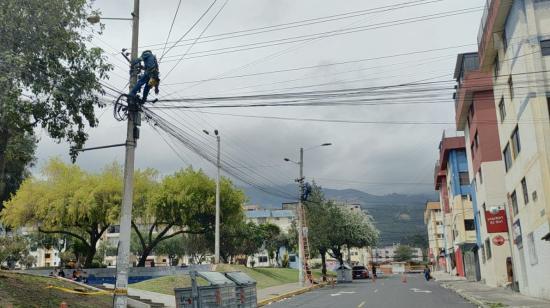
(485, 209), (508, 233)
(492, 235), (505, 246)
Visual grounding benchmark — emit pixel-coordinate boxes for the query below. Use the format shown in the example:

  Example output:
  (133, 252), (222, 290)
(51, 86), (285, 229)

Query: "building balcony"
(477, 0), (513, 70)
(455, 71), (493, 130)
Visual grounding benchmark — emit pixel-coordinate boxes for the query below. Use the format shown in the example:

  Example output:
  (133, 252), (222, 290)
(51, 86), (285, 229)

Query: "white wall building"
(477, 0), (550, 299)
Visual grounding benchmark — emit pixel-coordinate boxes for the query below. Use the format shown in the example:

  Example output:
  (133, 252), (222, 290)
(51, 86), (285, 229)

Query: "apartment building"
(454, 52), (513, 287)
(424, 201), (445, 270)
(434, 134), (477, 278)
(476, 0), (550, 299)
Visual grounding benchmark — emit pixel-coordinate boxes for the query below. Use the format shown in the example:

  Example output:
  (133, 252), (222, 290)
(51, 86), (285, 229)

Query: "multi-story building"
(424, 201), (446, 271)
(434, 134), (477, 278)
(476, 0), (550, 299)
(454, 52), (513, 287)
(368, 245), (424, 264)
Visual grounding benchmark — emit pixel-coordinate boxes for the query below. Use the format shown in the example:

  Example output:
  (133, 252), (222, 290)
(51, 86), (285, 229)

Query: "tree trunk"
(138, 246), (154, 267)
(84, 245), (96, 268)
(320, 250), (327, 282)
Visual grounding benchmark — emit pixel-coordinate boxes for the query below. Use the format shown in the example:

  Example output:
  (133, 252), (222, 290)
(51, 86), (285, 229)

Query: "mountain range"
(241, 185), (438, 246)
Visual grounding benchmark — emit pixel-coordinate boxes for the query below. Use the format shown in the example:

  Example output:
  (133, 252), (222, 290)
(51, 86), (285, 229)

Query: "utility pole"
(215, 131), (220, 264)
(297, 147), (305, 287)
(203, 129), (221, 264)
(114, 0), (139, 306)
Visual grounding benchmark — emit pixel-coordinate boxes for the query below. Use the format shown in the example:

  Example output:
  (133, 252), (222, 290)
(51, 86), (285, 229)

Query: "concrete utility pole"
(203, 129), (221, 264)
(297, 147), (305, 287)
(114, 0), (140, 306)
(215, 131), (221, 264)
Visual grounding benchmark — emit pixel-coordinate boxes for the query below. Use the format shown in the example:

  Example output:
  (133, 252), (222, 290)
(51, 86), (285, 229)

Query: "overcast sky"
(35, 0), (484, 197)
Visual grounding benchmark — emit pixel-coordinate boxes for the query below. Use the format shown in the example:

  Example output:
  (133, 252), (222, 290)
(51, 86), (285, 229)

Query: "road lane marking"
(330, 293), (341, 297)
(358, 301), (366, 308)
(409, 288), (432, 293)
(374, 289), (378, 293)
(340, 291), (357, 294)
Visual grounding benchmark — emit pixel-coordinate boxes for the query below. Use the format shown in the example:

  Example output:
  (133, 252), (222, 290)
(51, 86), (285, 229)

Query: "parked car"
(352, 265), (370, 279)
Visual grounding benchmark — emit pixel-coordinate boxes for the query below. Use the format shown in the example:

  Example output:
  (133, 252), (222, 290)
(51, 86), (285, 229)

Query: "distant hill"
(240, 185), (438, 246)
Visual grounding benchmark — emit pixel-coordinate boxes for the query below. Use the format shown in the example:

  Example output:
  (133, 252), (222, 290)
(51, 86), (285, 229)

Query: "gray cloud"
(34, 0), (481, 197)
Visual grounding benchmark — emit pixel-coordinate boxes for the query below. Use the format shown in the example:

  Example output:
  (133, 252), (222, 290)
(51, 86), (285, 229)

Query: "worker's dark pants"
(129, 73), (151, 102)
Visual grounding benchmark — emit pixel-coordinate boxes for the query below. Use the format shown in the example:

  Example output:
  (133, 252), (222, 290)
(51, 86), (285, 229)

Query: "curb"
(439, 282), (488, 308)
(257, 283), (325, 307)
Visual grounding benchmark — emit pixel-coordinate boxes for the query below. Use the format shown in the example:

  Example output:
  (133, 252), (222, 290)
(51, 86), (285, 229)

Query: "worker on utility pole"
(129, 50), (160, 103)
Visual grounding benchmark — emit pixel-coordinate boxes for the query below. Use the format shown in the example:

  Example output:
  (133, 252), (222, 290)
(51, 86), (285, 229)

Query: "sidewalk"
(257, 282), (324, 306)
(432, 271), (550, 308)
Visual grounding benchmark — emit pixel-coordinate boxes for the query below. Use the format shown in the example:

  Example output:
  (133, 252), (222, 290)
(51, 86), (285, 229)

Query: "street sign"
(492, 235), (505, 246)
(484, 209), (509, 233)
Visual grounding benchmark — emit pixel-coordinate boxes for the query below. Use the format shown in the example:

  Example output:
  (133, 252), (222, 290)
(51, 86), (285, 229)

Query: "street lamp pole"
(204, 129), (221, 264)
(215, 132), (221, 264)
(285, 143), (331, 287)
(113, 1), (139, 306)
(297, 147), (305, 287)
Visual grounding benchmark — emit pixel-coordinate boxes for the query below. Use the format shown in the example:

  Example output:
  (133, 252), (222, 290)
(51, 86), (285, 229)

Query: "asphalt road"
(267, 274), (476, 308)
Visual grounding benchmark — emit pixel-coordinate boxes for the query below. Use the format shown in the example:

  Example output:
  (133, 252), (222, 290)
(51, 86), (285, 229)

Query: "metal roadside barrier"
(174, 271), (237, 308)
(224, 271), (257, 308)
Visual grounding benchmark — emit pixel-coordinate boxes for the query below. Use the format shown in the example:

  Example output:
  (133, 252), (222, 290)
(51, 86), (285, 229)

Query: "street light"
(86, 15), (133, 24)
(204, 129), (221, 264)
(284, 142), (332, 286)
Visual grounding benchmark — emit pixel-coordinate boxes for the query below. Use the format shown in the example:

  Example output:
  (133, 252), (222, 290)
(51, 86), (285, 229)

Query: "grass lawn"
(0, 271), (112, 308)
(131, 264), (335, 295)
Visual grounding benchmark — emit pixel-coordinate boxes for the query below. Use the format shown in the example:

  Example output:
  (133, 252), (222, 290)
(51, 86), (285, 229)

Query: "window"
(481, 244), (486, 263)
(499, 97), (506, 121)
(108, 225), (120, 233)
(479, 169), (483, 185)
(258, 256), (268, 263)
(527, 232), (538, 265)
(459, 171), (470, 185)
(521, 178), (529, 205)
(547, 96), (550, 120)
(485, 238), (492, 260)
(511, 126), (521, 158)
(474, 131), (480, 148)
(45, 253), (51, 258)
(289, 255), (296, 262)
(494, 54), (500, 79)
(464, 219), (476, 231)
(503, 143), (512, 171)
(508, 76), (514, 99)
(511, 190), (519, 215)
(471, 144), (476, 159)
(541, 39), (550, 56)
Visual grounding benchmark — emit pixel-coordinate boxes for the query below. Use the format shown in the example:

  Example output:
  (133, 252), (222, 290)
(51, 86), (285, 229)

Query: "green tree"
(0, 235), (30, 269)
(182, 233), (211, 264)
(260, 223), (281, 266)
(154, 235), (186, 266)
(0, 131), (36, 209)
(131, 168), (246, 266)
(0, 0), (113, 197)
(394, 245), (414, 262)
(305, 183), (379, 278)
(1, 159), (121, 267)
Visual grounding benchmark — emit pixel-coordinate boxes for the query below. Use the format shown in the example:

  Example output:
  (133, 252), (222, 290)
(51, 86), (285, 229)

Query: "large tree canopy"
(131, 167), (246, 266)
(0, 0), (113, 198)
(0, 159), (121, 267)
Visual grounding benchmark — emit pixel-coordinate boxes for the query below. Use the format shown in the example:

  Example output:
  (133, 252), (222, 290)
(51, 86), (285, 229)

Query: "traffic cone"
(401, 273), (407, 283)
(60, 301), (68, 308)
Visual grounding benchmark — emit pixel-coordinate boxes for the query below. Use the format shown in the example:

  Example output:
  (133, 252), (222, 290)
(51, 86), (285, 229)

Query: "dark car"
(352, 265), (370, 279)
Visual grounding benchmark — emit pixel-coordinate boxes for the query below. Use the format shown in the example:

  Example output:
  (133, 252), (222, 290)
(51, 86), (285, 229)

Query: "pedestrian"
(58, 268), (65, 278)
(423, 265), (432, 281)
(129, 50), (160, 103)
(372, 264), (377, 279)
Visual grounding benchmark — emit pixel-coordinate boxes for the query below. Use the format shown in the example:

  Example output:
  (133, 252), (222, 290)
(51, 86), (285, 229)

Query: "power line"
(142, 0), (445, 50)
(159, 0), (183, 61)
(163, 0), (230, 80)
(159, 6), (481, 63)
(160, 0), (220, 60)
